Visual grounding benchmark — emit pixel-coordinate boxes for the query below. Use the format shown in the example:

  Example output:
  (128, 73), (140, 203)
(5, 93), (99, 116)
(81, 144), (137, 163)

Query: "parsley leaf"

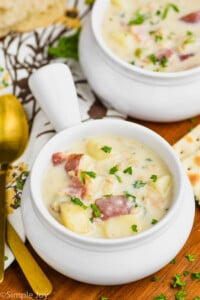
(80, 171), (96, 184)
(48, 29), (80, 60)
(129, 11), (148, 25)
(123, 166), (133, 175)
(174, 290), (187, 300)
(131, 224), (138, 232)
(109, 165), (119, 174)
(150, 174), (158, 182)
(133, 180), (146, 188)
(71, 197), (87, 209)
(171, 274), (186, 288)
(151, 219), (158, 225)
(191, 272), (200, 280)
(185, 254), (195, 262)
(162, 3), (179, 20)
(101, 145), (112, 153)
(91, 203), (101, 218)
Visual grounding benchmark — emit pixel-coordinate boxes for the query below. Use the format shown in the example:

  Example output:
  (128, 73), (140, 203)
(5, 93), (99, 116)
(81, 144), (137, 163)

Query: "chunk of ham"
(157, 49), (173, 60)
(52, 152), (83, 173)
(180, 11), (200, 23)
(179, 53), (195, 61)
(68, 176), (87, 198)
(52, 152), (66, 165)
(95, 195), (132, 220)
(64, 154), (83, 173)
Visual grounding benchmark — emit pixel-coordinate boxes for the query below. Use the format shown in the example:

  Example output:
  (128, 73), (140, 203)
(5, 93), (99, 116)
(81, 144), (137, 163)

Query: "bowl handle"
(29, 63), (81, 132)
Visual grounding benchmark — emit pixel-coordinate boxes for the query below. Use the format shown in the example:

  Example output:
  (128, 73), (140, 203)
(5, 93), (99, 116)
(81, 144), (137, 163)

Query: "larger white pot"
(79, 0), (200, 122)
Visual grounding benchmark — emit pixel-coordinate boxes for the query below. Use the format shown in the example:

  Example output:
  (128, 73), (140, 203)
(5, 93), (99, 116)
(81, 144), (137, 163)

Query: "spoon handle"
(6, 221), (53, 296)
(0, 168), (6, 283)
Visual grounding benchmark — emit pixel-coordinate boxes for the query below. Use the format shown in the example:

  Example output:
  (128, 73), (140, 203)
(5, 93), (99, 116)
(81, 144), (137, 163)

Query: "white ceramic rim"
(91, 0), (200, 79)
(30, 119), (183, 248)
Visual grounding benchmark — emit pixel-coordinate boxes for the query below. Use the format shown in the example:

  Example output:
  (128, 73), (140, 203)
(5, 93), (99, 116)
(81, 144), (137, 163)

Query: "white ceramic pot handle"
(29, 63), (81, 132)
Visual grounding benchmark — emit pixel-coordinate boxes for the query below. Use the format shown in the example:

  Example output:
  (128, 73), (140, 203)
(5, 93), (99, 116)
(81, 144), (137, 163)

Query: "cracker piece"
(180, 150), (200, 204)
(173, 124), (200, 161)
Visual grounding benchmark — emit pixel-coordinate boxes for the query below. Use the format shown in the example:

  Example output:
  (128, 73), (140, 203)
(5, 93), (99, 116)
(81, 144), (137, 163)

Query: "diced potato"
(86, 139), (111, 160)
(103, 215), (140, 238)
(110, 32), (134, 49)
(153, 175), (171, 196)
(60, 202), (90, 234)
(111, 0), (125, 8)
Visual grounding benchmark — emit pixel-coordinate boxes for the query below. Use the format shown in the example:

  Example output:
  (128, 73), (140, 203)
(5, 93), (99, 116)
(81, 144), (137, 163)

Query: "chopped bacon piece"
(52, 152), (66, 165)
(95, 195), (131, 220)
(179, 53), (195, 61)
(157, 49), (173, 60)
(180, 11), (200, 23)
(68, 176), (87, 198)
(65, 154), (83, 173)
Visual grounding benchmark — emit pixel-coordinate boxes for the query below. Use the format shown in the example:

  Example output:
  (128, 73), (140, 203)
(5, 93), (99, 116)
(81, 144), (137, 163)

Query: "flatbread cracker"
(180, 150), (200, 204)
(173, 124), (200, 161)
(173, 124), (200, 205)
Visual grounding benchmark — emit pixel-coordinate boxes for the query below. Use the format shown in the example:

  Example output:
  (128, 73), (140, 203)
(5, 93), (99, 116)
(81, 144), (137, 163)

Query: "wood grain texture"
(1, 115), (200, 300)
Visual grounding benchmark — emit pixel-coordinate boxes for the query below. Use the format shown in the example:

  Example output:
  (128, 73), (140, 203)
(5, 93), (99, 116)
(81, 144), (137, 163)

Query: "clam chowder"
(42, 135), (173, 238)
(102, 0), (200, 72)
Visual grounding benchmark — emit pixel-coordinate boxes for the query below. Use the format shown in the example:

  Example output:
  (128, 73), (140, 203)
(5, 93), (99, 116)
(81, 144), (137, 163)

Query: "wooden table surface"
(1, 113), (200, 300)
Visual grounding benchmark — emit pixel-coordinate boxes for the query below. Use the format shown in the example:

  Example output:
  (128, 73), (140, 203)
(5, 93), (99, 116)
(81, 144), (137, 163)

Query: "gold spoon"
(0, 94), (52, 296)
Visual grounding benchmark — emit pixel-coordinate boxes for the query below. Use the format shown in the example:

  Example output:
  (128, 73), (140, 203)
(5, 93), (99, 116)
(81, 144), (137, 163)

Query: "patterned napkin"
(0, 0), (126, 214)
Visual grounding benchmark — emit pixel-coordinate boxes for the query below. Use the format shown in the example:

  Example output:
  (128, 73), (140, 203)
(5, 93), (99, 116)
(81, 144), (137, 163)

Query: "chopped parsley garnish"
(151, 218), (158, 225)
(148, 54), (159, 65)
(171, 274), (186, 288)
(123, 166), (133, 175)
(135, 48), (142, 58)
(155, 35), (163, 42)
(91, 203), (101, 218)
(162, 3), (179, 20)
(153, 294), (166, 300)
(109, 165), (119, 174)
(183, 270), (190, 276)
(170, 258), (176, 264)
(174, 290), (187, 300)
(101, 145), (112, 153)
(160, 56), (168, 68)
(124, 191), (136, 202)
(152, 275), (158, 282)
(191, 272), (200, 280)
(109, 165), (122, 182)
(131, 224), (138, 232)
(100, 297), (108, 300)
(130, 60), (135, 65)
(71, 197), (87, 209)
(115, 174), (122, 183)
(129, 11), (148, 25)
(150, 174), (158, 182)
(146, 157), (153, 162)
(80, 171), (96, 184)
(133, 180), (146, 188)
(185, 253), (195, 262)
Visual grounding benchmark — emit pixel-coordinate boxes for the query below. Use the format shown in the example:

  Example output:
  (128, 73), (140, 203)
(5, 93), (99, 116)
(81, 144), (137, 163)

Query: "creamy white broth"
(42, 135), (173, 239)
(102, 0), (200, 72)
